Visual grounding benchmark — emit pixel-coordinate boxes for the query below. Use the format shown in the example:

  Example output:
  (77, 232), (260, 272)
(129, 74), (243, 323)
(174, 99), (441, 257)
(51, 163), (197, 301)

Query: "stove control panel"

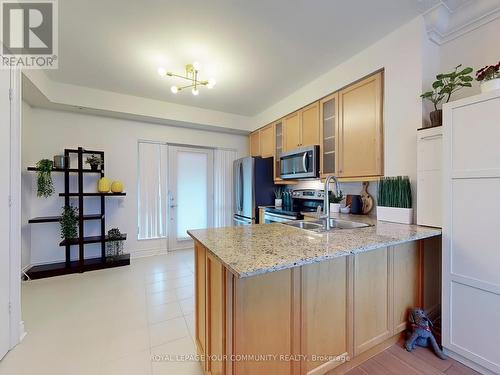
(292, 189), (325, 200)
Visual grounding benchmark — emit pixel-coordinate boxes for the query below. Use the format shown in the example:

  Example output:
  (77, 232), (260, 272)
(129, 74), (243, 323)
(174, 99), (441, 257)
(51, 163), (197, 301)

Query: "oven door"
(264, 211), (296, 224)
(280, 146), (319, 179)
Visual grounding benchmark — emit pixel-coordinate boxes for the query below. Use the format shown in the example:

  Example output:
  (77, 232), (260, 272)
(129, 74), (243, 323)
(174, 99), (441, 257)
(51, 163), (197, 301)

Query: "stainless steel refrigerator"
(233, 156), (274, 226)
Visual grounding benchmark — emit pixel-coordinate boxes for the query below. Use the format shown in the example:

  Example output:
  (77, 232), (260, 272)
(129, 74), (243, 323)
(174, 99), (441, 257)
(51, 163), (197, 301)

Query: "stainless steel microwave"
(280, 145), (320, 180)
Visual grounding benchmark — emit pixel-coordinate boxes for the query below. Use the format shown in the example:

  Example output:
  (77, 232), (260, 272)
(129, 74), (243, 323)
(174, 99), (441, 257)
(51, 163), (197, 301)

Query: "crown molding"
(423, 0), (500, 45)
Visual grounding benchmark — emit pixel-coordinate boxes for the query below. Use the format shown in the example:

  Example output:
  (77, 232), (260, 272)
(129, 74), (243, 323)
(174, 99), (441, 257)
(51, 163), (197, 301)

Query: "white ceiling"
(46, 0), (437, 116)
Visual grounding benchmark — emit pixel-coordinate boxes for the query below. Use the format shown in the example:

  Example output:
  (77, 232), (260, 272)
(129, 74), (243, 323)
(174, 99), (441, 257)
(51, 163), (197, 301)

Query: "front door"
(0, 69), (11, 360)
(167, 146), (214, 251)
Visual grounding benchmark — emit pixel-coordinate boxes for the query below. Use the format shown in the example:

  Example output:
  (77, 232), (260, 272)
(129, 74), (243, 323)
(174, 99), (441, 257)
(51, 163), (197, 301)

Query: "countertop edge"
(188, 227), (441, 279)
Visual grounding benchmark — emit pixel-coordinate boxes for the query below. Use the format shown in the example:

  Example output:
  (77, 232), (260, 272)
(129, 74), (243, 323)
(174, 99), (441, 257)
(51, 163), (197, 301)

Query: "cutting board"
(360, 181), (374, 214)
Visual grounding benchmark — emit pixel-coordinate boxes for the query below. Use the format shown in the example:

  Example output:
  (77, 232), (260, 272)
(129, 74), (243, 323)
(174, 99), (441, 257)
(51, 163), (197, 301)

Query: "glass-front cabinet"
(320, 93), (338, 177)
(274, 119), (283, 181)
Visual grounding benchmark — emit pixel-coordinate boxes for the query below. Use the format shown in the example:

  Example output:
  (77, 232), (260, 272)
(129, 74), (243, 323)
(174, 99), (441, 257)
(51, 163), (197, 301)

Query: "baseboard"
(445, 348), (497, 375)
(129, 247), (168, 258)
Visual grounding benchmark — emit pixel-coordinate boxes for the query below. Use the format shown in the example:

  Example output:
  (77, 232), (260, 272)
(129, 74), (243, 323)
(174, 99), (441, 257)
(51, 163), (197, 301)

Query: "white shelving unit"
(442, 89), (500, 374)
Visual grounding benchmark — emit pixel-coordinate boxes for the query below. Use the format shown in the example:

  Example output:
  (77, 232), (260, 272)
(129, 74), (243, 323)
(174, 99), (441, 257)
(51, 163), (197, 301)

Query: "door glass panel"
(176, 151), (208, 239)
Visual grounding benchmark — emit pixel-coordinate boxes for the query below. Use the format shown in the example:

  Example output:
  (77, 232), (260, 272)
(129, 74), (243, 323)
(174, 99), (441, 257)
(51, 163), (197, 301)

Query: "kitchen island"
(188, 216), (441, 375)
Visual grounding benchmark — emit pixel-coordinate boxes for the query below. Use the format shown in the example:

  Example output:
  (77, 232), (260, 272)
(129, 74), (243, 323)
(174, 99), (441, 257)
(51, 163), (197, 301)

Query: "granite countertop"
(187, 214), (441, 278)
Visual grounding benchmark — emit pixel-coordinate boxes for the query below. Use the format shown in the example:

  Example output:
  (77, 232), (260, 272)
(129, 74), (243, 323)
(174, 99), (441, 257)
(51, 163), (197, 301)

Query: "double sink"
(284, 218), (372, 233)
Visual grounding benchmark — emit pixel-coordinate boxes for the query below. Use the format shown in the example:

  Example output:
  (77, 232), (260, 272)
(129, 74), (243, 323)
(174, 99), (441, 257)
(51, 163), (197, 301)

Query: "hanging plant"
(60, 205), (78, 240)
(35, 159), (55, 197)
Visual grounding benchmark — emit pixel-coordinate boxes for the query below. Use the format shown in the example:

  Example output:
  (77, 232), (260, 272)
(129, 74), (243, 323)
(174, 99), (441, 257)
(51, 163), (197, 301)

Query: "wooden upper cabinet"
(338, 72), (383, 178)
(283, 112), (301, 151)
(260, 124), (275, 158)
(320, 93), (339, 177)
(300, 102), (320, 147)
(249, 131), (260, 157)
(283, 102), (320, 152)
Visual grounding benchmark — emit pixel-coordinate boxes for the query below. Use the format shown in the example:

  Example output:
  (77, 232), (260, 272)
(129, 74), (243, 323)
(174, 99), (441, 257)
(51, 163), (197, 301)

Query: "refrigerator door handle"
(239, 162), (244, 211)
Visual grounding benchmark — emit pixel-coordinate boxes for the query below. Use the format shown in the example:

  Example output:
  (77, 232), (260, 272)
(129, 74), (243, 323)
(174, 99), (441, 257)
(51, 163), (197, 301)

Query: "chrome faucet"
(323, 174), (340, 231)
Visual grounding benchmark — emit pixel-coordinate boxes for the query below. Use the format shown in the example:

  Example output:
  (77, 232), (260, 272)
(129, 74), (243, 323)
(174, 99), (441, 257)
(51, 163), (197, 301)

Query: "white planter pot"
(377, 206), (413, 225)
(275, 199), (282, 208)
(330, 203), (341, 213)
(480, 78), (500, 93)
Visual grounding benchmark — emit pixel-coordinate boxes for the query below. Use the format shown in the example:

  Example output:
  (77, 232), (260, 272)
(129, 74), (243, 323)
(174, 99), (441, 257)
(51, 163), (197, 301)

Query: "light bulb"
(192, 61), (201, 71)
(158, 67), (167, 77)
(207, 78), (216, 89)
(171, 86), (178, 94)
(192, 88), (199, 96)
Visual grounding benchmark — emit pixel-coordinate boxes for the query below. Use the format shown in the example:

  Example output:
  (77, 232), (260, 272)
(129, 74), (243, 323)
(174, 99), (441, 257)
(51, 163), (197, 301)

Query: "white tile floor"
(0, 250), (203, 375)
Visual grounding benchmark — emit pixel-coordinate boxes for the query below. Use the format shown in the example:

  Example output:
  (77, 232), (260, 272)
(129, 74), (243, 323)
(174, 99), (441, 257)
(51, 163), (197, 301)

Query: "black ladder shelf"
(26, 147), (129, 279)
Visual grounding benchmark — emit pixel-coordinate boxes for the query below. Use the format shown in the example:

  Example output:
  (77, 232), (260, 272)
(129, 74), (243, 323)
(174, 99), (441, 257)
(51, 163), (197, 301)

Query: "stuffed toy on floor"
(405, 308), (447, 360)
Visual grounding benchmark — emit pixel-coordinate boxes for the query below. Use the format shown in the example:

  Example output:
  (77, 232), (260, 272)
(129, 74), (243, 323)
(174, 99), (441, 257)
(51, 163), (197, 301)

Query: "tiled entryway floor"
(0, 250), (202, 375)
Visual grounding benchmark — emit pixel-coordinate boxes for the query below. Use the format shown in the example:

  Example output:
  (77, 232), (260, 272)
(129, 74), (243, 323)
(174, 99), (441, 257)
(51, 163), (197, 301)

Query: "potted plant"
(476, 61), (500, 93)
(60, 205), (78, 240)
(106, 228), (124, 261)
(274, 187), (283, 208)
(329, 190), (343, 213)
(35, 159), (55, 197)
(86, 154), (103, 171)
(421, 64), (473, 127)
(377, 176), (413, 224)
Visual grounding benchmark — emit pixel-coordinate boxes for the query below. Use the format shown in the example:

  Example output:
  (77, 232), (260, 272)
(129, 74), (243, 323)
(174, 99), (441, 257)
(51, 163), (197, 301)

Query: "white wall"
(22, 103), (248, 267)
(439, 17), (500, 100)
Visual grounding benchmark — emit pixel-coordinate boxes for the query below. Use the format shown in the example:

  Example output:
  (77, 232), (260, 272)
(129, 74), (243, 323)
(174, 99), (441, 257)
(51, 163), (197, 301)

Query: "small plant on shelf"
(60, 205), (78, 240)
(421, 64), (473, 127)
(86, 154), (103, 170)
(35, 159), (55, 198)
(476, 61), (500, 93)
(106, 228), (124, 260)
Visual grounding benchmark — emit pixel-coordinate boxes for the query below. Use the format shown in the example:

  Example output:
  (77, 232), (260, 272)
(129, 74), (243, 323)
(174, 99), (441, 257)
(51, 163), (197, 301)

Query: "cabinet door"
(320, 93), (338, 177)
(250, 131), (260, 157)
(283, 112), (301, 151)
(301, 257), (351, 374)
(260, 124), (275, 158)
(338, 72), (383, 177)
(206, 253), (226, 375)
(195, 242), (207, 370)
(353, 247), (392, 356)
(300, 101), (320, 147)
(392, 242), (420, 334)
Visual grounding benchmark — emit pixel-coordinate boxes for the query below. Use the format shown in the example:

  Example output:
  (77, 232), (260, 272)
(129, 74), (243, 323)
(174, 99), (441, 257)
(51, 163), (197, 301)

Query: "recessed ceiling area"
(46, 0), (438, 116)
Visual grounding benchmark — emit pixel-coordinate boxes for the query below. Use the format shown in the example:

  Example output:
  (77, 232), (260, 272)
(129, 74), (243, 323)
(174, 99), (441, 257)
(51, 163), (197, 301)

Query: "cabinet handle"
(420, 134), (442, 141)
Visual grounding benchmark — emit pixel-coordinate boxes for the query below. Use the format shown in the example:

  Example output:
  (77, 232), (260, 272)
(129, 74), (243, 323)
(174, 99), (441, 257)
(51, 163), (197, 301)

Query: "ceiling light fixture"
(158, 63), (216, 95)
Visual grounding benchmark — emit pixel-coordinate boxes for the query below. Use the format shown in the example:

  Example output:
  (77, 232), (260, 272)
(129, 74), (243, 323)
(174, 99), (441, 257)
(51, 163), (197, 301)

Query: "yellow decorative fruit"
(111, 181), (124, 193)
(97, 177), (111, 193)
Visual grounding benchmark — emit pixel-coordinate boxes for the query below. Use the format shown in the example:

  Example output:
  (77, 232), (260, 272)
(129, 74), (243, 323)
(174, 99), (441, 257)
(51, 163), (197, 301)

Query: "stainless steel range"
(263, 189), (325, 224)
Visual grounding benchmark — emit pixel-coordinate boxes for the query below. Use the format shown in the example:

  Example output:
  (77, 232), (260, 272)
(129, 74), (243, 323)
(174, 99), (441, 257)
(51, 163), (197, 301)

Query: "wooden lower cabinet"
(194, 241), (422, 375)
(353, 248), (392, 356)
(194, 242), (207, 370)
(301, 257), (350, 374)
